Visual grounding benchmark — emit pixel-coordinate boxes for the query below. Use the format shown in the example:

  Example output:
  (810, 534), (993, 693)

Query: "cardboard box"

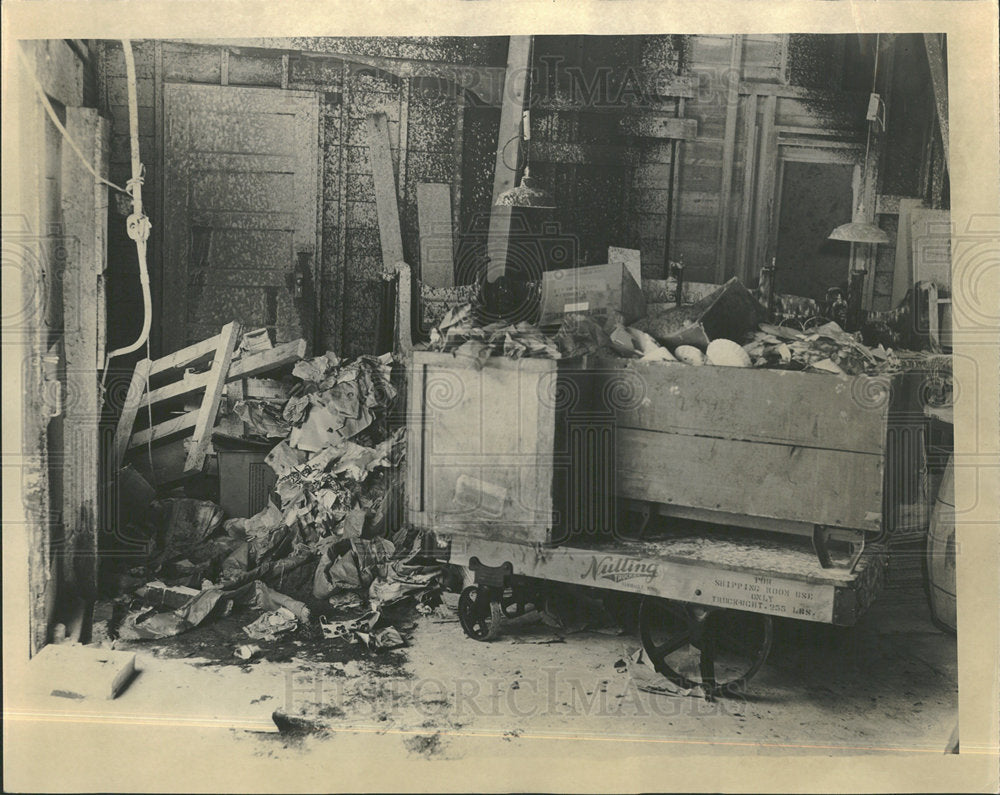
(539, 261), (646, 325)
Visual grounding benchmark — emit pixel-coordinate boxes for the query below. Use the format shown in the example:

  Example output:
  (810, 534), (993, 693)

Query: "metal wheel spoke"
(699, 648), (717, 690)
(652, 630), (691, 659)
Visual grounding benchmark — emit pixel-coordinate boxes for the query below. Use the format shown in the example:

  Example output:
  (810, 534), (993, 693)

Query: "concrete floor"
(5, 560), (958, 791)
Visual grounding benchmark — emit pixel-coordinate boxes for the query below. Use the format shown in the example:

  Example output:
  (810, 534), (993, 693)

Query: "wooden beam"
(114, 359), (152, 468)
(736, 93), (759, 284)
(227, 339), (308, 380)
(486, 35), (532, 282)
(529, 141), (630, 166)
(60, 107), (109, 598)
(715, 35), (744, 283)
(416, 183), (455, 288)
(128, 411), (199, 449)
(184, 320), (241, 472)
(619, 115), (697, 140)
(923, 33), (949, 169)
(890, 198), (925, 307)
(367, 112), (405, 270)
(738, 82), (868, 102)
(862, 34), (896, 311)
(751, 94), (778, 280)
(875, 194), (916, 215)
(148, 334), (221, 376)
(143, 371), (211, 407)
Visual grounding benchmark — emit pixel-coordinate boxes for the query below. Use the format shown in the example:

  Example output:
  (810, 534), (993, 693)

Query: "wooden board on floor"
(416, 183), (454, 288)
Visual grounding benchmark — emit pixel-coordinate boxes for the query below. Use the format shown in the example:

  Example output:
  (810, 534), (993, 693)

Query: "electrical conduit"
(103, 39), (152, 368)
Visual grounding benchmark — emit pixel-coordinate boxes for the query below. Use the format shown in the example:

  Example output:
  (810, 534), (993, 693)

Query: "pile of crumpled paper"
(742, 321), (902, 376)
(109, 344), (444, 647)
(420, 303), (656, 365)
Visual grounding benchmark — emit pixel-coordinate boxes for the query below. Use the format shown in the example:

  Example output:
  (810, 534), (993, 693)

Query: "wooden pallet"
(113, 325), (308, 482)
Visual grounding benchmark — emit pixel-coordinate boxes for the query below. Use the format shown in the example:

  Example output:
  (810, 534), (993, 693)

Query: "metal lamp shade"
(828, 220), (890, 245)
(494, 168), (555, 210)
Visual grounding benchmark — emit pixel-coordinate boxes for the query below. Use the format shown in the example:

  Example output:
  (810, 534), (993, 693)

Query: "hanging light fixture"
(495, 38), (555, 209)
(829, 33), (890, 245)
(828, 219), (890, 244)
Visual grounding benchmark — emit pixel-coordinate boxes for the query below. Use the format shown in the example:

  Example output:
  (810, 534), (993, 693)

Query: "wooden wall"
(5, 39), (99, 656)
(98, 35), (934, 354)
(98, 39), (497, 357)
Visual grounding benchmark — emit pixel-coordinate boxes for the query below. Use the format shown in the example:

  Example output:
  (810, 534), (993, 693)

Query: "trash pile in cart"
(100, 338), (444, 660)
(421, 273), (944, 380)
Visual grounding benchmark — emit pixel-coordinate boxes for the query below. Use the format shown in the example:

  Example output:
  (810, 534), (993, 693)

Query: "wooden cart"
(407, 350), (922, 695)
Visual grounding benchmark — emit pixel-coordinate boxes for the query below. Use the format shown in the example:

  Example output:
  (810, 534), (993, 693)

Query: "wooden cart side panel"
(617, 428), (885, 532)
(407, 351), (558, 543)
(606, 358), (893, 456)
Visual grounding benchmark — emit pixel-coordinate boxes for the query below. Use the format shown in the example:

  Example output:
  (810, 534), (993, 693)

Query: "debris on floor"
(100, 336), (443, 668)
(622, 647), (701, 699)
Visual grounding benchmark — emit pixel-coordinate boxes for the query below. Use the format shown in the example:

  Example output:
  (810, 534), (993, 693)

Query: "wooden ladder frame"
(113, 321), (242, 476)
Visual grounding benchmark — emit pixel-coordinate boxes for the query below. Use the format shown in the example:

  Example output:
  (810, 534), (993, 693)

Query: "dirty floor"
(6, 562), (957, 791)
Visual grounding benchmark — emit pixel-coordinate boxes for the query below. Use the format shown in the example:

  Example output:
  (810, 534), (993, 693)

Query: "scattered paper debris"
(243, 607), (299, 641)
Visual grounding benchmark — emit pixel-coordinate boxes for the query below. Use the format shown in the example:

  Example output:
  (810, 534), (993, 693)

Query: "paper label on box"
(564, 301), (590, 312)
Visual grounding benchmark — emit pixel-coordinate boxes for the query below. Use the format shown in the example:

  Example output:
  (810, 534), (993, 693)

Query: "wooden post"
(862, 34), (895, 311)
(60, 107), (110, 598)
(923, 33), (949, 169)
(751, 94), (778, 281)
(736, 93), (759, 285)
(486, 35), (532, 282)
(715, 35), (744, 283)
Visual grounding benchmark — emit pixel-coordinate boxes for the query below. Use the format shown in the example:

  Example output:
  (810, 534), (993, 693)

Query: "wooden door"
(772, 160), (855, 301)
(163, 84), (319, 353)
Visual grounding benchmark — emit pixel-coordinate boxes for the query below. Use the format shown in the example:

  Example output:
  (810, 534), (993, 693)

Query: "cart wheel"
(458, 586), (504, 641)
(638, 597), (773, 697)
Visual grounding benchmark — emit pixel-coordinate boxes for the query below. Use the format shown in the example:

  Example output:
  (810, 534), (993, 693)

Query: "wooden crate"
(407, 351), (615, 544)
(598, 357), (926, 538)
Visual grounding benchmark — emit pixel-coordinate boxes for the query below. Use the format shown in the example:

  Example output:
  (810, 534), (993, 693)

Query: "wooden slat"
(529, 141), (631, 166)
(227, 338), (307, 380)
(416, 183), (454, 288)
(715, 35), (744, 282)
(486, 35), (531, 281)
(129, 411), (200, 449)
(620, 115), (697, 140)
(367, 112), (404, 270)
(184, 321), (241, 472)
(738, 82), (868, 102)
(923, 33), (949, 168)
(610, 361), (891, 455)
(114, 359), (152, 467)
(616, 428), (885, 534)
(147, 334), (221, 376)
(736, 93), (759, 283)
(144, 371), (211, 407)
